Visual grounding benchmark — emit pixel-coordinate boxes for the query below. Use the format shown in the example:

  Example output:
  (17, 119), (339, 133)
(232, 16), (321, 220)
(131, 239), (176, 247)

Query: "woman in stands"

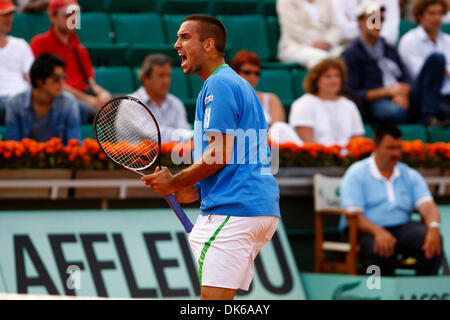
(289, 58), (365, 146)
(231, 50), (286, 126)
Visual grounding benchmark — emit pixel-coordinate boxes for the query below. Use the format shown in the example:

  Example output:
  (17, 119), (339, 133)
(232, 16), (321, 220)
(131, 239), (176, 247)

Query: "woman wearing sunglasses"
(231, 50), (286, 127)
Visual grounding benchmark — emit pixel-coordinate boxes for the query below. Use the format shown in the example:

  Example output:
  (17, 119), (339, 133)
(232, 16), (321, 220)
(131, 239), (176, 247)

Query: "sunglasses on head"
(239, 69), (261, 77)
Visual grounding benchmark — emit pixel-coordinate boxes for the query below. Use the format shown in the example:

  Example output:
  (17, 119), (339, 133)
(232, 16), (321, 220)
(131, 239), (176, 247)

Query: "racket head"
(94, 96), (162, 171)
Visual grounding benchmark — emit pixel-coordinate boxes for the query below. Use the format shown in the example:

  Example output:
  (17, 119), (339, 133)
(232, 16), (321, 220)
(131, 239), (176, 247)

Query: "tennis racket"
(93, 96), (194, 233)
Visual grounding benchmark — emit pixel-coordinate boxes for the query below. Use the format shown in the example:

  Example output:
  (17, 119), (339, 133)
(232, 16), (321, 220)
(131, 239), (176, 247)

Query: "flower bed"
(0, 137), (449, 171)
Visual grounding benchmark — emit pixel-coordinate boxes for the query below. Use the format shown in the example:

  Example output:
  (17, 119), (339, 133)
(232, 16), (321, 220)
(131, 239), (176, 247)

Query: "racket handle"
(164, 194), (194, 233)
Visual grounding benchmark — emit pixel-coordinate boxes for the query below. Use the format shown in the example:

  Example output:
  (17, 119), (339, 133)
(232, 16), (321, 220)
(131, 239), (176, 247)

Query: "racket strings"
(95, 99), (160, 170)
(99, 104), (157, 168)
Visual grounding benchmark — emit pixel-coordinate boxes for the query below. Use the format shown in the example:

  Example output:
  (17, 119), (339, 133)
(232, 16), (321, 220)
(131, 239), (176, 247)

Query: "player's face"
(419, 3), (444, 34)
(237, 63), (261, 89)
(316, 67), (342, 97)
(0, 12), (14, 34)
(375, 135), (403, 169)
(174, 20), (206, 75)
(142, 63), (172, 99)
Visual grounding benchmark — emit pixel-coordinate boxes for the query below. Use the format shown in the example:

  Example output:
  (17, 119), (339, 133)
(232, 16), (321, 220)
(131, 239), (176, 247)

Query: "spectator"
(5, 53), (81, 143)
(342, 1), (431, 125)
(288, 58), (365, 146)
(231, 50), (286, 127)
(0, 0), (34, 125)
(333, 0), (401, 46)
(339, 124), (443, 276)
(277, 0), (344, 69)
(12, 0), (48, 12)
(400, 0), (416, 20)
(444, 0), (450, 22)
(30, 0), (111, 124)
(127, 54), (193, 143)
(398, 0), (450, 126)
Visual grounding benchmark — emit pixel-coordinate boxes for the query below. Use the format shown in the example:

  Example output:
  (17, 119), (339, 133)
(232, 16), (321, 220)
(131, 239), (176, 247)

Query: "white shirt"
(398, 25), (450, 95)
(443, 11), (450, 23)
(303, 0), (320, 22)
(289, 93), (365, 146)
(0, 36), (34, 97)
(130, 87), (193, 142)
(332, 0), (400, 46)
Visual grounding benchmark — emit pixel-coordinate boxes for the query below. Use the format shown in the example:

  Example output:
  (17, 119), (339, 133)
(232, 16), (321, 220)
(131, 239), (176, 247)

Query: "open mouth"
(178, 52), (187, 67)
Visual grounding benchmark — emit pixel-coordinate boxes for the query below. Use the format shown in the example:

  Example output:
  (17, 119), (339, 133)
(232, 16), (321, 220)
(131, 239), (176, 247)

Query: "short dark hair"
(413, 0), (447, 22)
(139, 54), (171, 81)
(373, 124), (403, 145)
(30, 53), (66, 88)
(183, 14), (227, 56)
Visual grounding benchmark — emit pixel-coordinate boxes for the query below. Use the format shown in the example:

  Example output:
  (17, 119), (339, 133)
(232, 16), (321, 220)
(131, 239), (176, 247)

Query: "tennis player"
(141, 15), (280, 300)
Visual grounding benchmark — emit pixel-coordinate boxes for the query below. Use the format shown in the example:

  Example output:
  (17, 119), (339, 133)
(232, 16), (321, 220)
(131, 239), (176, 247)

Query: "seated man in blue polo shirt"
(339, 124), (443, 276)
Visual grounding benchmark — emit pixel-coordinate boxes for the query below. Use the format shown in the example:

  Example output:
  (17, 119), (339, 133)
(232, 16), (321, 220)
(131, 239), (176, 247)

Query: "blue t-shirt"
(339, 156), (433, 231)
(193, 65), (280, 218)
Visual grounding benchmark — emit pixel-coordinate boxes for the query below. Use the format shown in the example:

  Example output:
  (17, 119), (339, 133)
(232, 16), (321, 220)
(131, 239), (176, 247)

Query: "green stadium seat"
(163, 14), (190, 45)
(442, 23), (450, 35)
(187, 74), (204, 98)
(218, 15), (272, 62)
(170, 67), (191, 101)
(257, 69), (295, 113)
(76, 12), (112, 44)
(158, 0), (210, 14)
(0, 126), (6, 140)
(259, 0), (276, 16)
(133, 67), (140, 90)
(266, 15), (279, 61)
(10, 13), (49, 42)
(398, 19), (417, 40)
(111, 13), (176, 67)
(111, 13), (166, 45)
(127, 44), (180, 68)
(399, 124), (427, 141)
(363, 124), (373, 139)
(290, 68), (308, 98)
(94, 67), (134, 94)
(81, 124), (96, 139)
(85, 43), (128, 66)
(209, 0), (259, 15)
(78, 0), (108, 12)
(108, 0), (158, 12)
(427, 126), (450, 142)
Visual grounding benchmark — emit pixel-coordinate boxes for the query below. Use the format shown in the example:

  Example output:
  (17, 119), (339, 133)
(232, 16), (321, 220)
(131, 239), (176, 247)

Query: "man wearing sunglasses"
(5, 53), (81, 143)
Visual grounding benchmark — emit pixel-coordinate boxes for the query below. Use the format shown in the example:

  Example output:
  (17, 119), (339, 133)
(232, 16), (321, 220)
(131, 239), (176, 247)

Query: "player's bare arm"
(141, 133), (235, 197)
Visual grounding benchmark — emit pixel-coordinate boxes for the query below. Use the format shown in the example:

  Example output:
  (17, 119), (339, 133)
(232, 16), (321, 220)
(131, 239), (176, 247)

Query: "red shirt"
(30, 28), (95, 92)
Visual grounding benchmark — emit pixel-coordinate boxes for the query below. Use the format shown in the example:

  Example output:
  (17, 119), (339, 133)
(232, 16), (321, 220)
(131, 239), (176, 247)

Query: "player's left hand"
(141, 167), (176, 196)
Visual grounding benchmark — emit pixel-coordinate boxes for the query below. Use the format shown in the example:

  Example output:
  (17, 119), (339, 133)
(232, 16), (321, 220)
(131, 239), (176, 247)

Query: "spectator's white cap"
(357, 0), (385, 18)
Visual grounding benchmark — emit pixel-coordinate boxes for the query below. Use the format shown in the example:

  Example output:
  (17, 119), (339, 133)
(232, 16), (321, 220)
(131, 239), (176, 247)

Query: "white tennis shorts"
(188, 214), (279, 291)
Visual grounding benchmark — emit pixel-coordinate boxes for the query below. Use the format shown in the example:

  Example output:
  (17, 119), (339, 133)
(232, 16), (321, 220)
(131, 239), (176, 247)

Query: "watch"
(428, 221), (441, 230)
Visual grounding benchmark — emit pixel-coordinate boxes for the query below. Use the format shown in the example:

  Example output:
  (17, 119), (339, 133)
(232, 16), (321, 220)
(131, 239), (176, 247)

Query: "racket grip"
(165, 194), (194, 233)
